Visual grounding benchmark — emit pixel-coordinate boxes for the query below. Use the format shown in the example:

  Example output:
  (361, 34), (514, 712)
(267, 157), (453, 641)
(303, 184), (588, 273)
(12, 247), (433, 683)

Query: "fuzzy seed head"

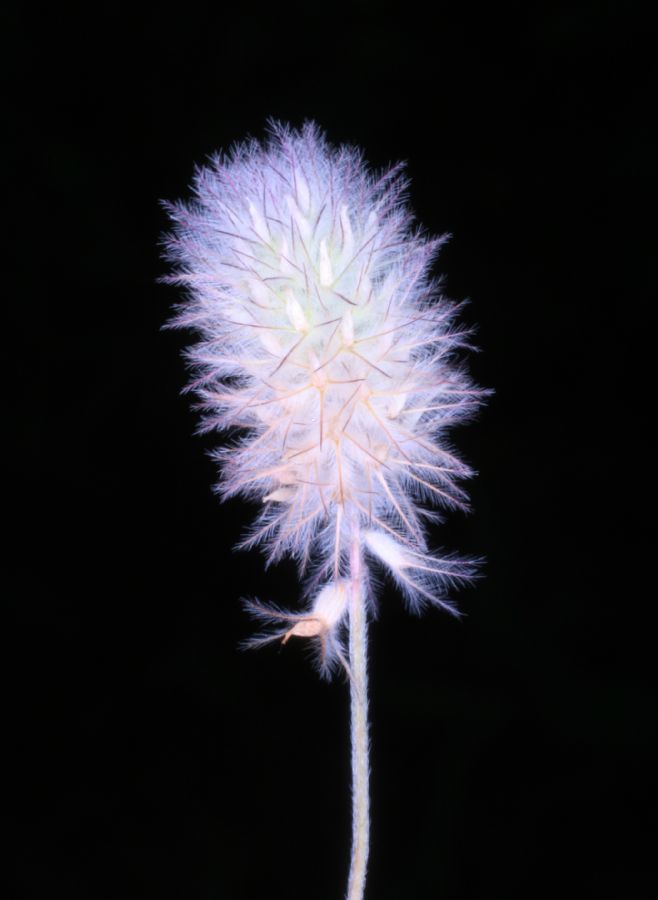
(163, 121), (487, 659)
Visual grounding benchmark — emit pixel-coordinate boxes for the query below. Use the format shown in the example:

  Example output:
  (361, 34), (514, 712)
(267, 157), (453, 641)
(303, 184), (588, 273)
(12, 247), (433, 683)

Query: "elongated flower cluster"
(163, 121), (485, 676)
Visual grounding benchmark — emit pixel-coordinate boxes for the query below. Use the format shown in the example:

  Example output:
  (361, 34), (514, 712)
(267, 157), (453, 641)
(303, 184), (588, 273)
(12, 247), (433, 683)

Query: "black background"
(7, 3), (656, 899)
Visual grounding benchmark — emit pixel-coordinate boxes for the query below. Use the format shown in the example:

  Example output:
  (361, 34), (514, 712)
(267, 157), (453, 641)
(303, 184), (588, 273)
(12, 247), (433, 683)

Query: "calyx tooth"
(340, 204), (354, 256)
(286, 291), (310, 332)
(319, 239), (333, 286)
(248, 201), (270, 242)
(341, 310), (354, 346)
(286, 194), (311, 241)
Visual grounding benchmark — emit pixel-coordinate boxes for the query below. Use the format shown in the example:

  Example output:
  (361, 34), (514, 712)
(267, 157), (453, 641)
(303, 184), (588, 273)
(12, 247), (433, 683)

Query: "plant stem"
(347, 525), (370, 900)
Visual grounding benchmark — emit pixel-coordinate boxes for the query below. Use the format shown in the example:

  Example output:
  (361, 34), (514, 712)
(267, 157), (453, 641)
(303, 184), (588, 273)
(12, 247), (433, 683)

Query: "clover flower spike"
(162, 120), (486, 645)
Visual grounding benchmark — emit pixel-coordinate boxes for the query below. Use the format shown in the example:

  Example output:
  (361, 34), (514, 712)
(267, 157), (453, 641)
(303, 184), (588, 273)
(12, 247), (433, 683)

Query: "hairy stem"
(347, 525), (370, 900)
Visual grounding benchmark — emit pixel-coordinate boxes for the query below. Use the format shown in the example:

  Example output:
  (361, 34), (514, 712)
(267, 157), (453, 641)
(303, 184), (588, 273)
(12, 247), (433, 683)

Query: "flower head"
(163, 121), (486, 674)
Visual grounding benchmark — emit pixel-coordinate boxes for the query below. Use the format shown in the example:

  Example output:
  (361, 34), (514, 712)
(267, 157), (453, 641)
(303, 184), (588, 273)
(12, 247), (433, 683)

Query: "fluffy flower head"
(163, 121), (485, 673)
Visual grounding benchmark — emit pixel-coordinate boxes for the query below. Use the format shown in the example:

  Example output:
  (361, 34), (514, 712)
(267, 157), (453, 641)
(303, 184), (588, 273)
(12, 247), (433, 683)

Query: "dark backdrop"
(7, 3), (655, 899)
